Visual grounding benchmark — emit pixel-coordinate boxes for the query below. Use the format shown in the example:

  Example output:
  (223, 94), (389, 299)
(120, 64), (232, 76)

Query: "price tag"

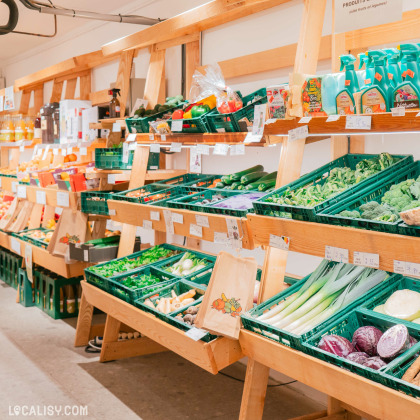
(216, 128), (226, 133)
(252, 103), (267, 136)
(354, 251), (379, 268)
(67, 147), (73, 155)
(53, 148), (59, 156)
(244, 133), (262, 143)
(55, 206), (63, 215)
(406, 262), (420, 278)
(393, 260), (407, 275)
(80, 147), (87, 156)
(230, 144), (245, 156)
(353, 251), (363, 266)
(288, 125), (308, 141)
(150, 143), (160, 153)
(42, 145), (50, 160)
(391, 107), (405, 117)
(161, 134), (167, 141)
(108, 174), (116, 184)
(416, 112), (420, 117)
(128, 142), (137, 151)
(12, 182), (18, 193)
(325, 246), (349, 263)
(298, 116), (312, 124)
(214, 231), (228, 244)
(56, 191), (69, 207)
(345, 115), (371, 130)
(25, 244), (33, 283)
(150, 211), (160, 221)
(36, 190), (46, 205)
(11, 237), (21, 255)
(20, 145), (25, 152)
(149, 134), (154, 141)
(269, 234), (290, 251)
(197, 144), (210, 155)
(189, 224), (203, 238)
(83, 250), (89, 262)
(112, 123), (121, 132)
(143, 220), (153, 230)
(17, 185), (27, 198)
(195, 214), (209, 228)
(265, 118), (277, 125)
(122, 142), (130, 164)
(108, 209), (116, 216)
(126, 133), (137, 142)
(61, 148), (67, 156)
(0, 178), (2, 188)
(326, 115), (340, 122)
(170, 142), (182, 152)
(171, 119), (183, 132)
(163, 210), (174, 234)
(172, 213), (183, 224)
(37, 147), (43, 156)
(213, 143), (229, 155)
(185, 327), (208, 341)
(226, 218), (240, 240)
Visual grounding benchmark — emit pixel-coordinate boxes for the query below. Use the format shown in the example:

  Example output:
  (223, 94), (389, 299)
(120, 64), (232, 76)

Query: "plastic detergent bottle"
(360, 50), (391, 113)
(383, 48), (403, 87)
(392, 44), (420, 110)
(335, 54), (359, 115)
(358, 53), (374, 90)
(321, 73), (338, 115)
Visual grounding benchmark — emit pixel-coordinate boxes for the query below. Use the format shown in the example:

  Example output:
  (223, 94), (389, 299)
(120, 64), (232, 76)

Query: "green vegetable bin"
(317, 161), (420, 234)
(107, 266), (177, 304)
(95, 148), (160, 170)
(13, 228), (53, 250)
(252, 153), (413, 222)
(207, 88), (267, 133)
(81, 191), (117, 215)
(303, 309), (420, 387)
(134, 279), (207, 322)
(125, 102), (185, 134)
(113, 184), (175, 205)
(241, 268), (398, 351)
(17, 267), (35, 307)
(167, 108), (216, 134)
(152, 173), (221, 189)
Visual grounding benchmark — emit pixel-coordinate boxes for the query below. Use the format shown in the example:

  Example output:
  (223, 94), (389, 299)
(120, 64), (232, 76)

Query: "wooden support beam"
(144, 47), (166, 109)
(74, 293), (95, 347)
(33, 86), (44, 115)
(79, 71), (92, 101)
(89, 89), (111, 106)
(102, 0), (292, 55)
(289, 411), (328, 420)
(19, 90), (31, 115)
(65, 78), (77, 100)
(115, 50), (135, 117)
(50, 80), (63, 103)
(185, 38), (201, 99)
(154, 32), (200, 51)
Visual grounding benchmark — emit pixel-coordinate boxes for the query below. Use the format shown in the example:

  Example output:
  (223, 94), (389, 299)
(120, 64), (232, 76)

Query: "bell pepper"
(191, 104), (210, 118)
(172, 109), (184, 119)
(197, 95), (217, 110)
(183, 110), (192, 119)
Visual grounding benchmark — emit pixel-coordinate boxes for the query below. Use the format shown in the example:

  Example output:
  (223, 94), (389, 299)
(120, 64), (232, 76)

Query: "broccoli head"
(339, 210), (361, 218)
(410, 182), (420, 200)
(359, 201), (380, 213)
(401, 200), (420, 212)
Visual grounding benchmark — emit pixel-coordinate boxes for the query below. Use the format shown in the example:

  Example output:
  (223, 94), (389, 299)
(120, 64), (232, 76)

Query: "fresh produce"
(195, 193), (226, 206)
(346, 352), (369, 364)
(216, 90), (243, 114)
(120, 273), (163, 290)
(144, 288), (197, 314)
(376, 324), (410, 359)
(126, 188), (166, 201)
(265, 153), (399, 208)
(241, 171), (268, 185)
(363, 357), (387, 370)
(381, 289), (420, 321)
(211, 192), (265, 210)
(217, 166), (275, 191)
(191, 104), (210, 118)
(340, 201), (399, 222)
(164, 252), (208, 277)
(174, 304), (200, 325)
(402, 353), (420, 386)
(352, 326), (383, 356)
(87, 245), (180, 278)
(318, 335), (353, 357)
(400, 206), (420, 226)
(256, 260), (388, 335)
(133, 95), (184, 119)
(229, 165), (264, 183)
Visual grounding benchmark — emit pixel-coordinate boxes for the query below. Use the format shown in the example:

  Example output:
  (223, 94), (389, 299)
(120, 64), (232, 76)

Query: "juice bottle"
(26, 118), (34, 141)
(15, 118), (26, 141)
(4, 118), (15, 142)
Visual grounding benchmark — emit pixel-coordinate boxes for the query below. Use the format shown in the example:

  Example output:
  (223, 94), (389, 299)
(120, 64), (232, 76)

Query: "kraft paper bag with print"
(47, 209), (89, 257)
(8, 201), (34, 233)
(194, 251), (257, 339)
(0, 197), (20, 230)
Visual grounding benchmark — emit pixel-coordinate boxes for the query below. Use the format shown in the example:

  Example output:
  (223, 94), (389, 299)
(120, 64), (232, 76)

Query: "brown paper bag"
(47, 209), (89, 257)
(194, 251), (257, 339)
(0, 197), (20, 230)
(7, 201), (34, 233)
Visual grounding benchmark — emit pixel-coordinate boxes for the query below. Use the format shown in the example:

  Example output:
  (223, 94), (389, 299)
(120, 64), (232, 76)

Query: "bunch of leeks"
(257, 260), (388, 335)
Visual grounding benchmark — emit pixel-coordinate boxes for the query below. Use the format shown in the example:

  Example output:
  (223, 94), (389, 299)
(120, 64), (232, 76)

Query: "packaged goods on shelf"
(59, 100), (92, 143)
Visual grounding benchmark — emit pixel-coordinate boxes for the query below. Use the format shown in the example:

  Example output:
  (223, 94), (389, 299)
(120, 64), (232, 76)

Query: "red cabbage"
(377, 324), (409, 359)
(318, 335), (354, 357)
(352, 326), (383, 356)
(346, 352), (369, 365)
(363, 357), (387, 370)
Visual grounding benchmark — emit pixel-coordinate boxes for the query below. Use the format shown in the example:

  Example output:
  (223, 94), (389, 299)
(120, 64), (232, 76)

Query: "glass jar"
(40, 102), (59, 144)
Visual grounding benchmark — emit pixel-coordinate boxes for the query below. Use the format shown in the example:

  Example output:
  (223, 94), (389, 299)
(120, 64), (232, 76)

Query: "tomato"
(172, 109), (184, 119)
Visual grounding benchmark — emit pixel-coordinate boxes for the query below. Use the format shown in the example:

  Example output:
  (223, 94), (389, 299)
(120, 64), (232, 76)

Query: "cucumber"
(237, 185), (244, 190)
(258, 179), (276, 191)
(258, 171), (277, 182)
(230, 182), (241, 190)
(241, 171), (267, 185)
(221, 175), (233, 185)
(229, 165), (264, 182)
(243, 181), (261, 191)
(216, 181), (225, 188)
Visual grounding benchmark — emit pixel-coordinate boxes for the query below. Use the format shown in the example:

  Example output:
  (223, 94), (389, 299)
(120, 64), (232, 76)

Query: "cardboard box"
(59, 100), (92, 143)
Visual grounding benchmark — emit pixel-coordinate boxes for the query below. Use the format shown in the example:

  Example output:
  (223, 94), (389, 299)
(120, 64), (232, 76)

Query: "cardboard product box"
(59, 100), (92, 143)
(266, 84), (288, 119)
(69, 237), (141, 263)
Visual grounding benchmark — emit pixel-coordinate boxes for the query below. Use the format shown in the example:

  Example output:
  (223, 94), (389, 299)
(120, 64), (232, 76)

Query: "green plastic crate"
(252, 154), (413, 222)
(134, 279), (207, 322)
(81, 191), (117, 215)
(304, 309), (420, 387)
(113, 184), (174, 204)
(167, 108), (216, 134)
(17, 267), (35, 307)
(207, 88), (267, 133)
(84, 244), (184, 289)
(398, 223), (420, 237)
(8, 252), (23, 289)
(152, 173), (221, 189)
(13, 228), (53, 249)
(317, 162), (420, 233)
(126, 102), (185, 134)
(33, 268), (44, 309)
(241, 267), (397, 351)
(95, 148), (160, 170)
(107, 266), (177, 304)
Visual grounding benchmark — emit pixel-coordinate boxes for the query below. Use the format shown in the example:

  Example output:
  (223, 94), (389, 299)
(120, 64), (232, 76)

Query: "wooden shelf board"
(0, 230), (10, 250)
(240, 330), (420, 420)
(81, 281), (243, 374)
(136, 132), (259, 145)
(25, 186), (80, 210)
(247, 214), (420, 272)
(0, 176), (18, 194)
(265, 110), (420, 135)
(107, 200), (255, 249)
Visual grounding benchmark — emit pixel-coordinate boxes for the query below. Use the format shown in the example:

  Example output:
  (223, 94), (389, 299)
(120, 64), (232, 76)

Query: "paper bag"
(47, 209), (89, 257)
(194, 251), (257, 339)
(7, 201), (34, 233)
(0, 197), (20, 230)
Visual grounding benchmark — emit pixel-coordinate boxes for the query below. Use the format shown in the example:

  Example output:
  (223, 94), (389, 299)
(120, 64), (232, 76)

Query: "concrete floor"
(0, 281), (325, 420)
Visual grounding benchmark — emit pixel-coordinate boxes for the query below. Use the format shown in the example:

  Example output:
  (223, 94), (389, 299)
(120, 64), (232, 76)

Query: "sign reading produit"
(334, 0), (402, 34)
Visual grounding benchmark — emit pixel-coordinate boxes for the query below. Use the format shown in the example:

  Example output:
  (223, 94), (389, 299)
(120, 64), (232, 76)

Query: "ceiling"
(0, 0), (142, 62)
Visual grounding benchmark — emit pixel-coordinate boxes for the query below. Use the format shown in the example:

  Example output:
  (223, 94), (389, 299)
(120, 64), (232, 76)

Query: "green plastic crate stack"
(253, 153), (413, 222)
(113, 184), (174, 204)
(13, 228), (53, 249)
(95, 148), (160, 170)
(151, 173), (221, 189)
(81, 191), (117, 215)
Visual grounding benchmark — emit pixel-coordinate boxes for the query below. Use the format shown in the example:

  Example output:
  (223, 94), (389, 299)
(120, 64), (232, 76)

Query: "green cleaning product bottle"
(392, 44), (420, 110)
(358, 53), (374, 90)
(360, 50), (391, 113)
(335, 54), (359, 115)
(383, 48), (403, 88)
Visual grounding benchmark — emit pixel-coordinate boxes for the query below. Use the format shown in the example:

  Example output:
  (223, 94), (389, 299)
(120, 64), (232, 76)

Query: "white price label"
(170, 142), (182, 152)
(163, 210), (174, 234)
(171, 119), (183, 132)
(42, 145), (50, 160)
(122, 142), (130, 164)
(143, 220), (153, 230)
(126, 133), (137, 142)
(61, 148), (67, 156)
(216, 128), (226, 133)
(391, 107), (405, 117)
(230, 144), (245, 156)
(25, 244), (33, 283)
(172, 213), (183, 224)
(298, 116), (312, 124)
(56, 191), (69, 207)
(185, 327), (208, 341)
(326, 115), (340, 122)
(345, 115), (371, 130)
(197, 144), (210, 155)
(55, 206), (63, 215)
(325, 246), (349, 263)
(213, 143), (229, 155)
(150, 211), (160, 221)
(269, 234), (290, 251)
(354, 251), (379, 268)
(129, 143), (137, 151)
(20, 145), (25, 152)
(108, 174), (116, 184)
(353, 251), (363, 266)
(67, 147), (73, 155)
(17, 185), (27, 198)
(226, 218), (240, 240)
(244, 133), (262, 143)
(84, 250), (89, 262)
(393, 260), (406, 275)
(12, 182), (18, 193)
(36, 190), (46, 205)
(195, 214), (209, 228)
(0, 178), (2, 188)
(189, 224), (203, 238)
(150, 143), (160, 153)
(265, 118), (277, 125)
(149, 134), (155, 141)
(214, 232), (228, 244)
(161, 134), (167, 141)
(288, 125), (308, 141)
(108, 209), (116, 216)
(53, 148), (58, 155)
(80, 147), (87, 156)
(11, 237), (21, 255)
(112, 123), (121, 132)
(406, 262), (420, 278)
(416, 112), (420, 117)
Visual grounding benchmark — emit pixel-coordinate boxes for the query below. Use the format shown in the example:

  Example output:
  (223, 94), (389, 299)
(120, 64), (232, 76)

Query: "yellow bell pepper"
(197, 95), (217, 110)
(183, 110), (192, 119)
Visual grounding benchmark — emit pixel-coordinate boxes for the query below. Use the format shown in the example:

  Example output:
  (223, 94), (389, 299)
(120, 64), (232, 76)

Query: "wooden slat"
(155, 33), (200, 51)
(74, 49), (120, 68)
(144, 47), (166, 109)
(89, 89), (111, 106)
(25, 186), (79, 209)
(185, 39), (201, 99)
(74, 293), (95, 347)
(50, 80), (64, 103)
(79, 71), (92, 101)
(289, 411), (328, 420)
(65, 78), (77, 100)
(115, 50), (135, 117)
(19, 90), (31, 115)
(33, 86), (44, 114)
(102, 0), (292, 55)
